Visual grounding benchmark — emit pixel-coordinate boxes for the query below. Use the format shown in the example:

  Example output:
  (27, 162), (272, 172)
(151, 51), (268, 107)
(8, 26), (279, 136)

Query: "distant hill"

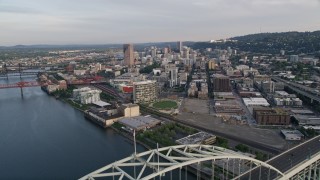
(192, 31), (320, 55)
(0, 41), (194, 51)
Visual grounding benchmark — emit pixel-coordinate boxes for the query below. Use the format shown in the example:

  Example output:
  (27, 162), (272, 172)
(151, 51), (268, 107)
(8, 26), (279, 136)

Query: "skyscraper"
(123, 44), (134, 67)
(177, 41), (182, 52)
(169, 67), (178, 87)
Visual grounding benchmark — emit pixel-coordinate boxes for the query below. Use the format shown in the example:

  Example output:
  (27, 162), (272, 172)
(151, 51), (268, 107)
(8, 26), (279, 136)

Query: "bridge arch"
(79, 144), (285, 180)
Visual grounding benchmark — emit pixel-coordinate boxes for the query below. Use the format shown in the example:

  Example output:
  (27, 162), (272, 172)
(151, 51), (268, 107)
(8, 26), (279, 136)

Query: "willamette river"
(0, 76), (146, 179)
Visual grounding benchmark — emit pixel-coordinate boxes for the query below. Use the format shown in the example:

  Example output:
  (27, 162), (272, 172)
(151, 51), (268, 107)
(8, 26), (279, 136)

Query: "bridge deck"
(239, 136), (320, 179)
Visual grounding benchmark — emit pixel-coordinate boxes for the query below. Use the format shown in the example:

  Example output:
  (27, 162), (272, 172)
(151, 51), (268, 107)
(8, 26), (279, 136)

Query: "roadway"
(272, 76), (320, 96)
(272, 76), (320, 103)
(239, 135), (320, 179)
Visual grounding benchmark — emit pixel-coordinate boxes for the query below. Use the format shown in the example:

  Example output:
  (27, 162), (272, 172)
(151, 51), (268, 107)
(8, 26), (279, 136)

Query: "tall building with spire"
(123, 44), (134, 67)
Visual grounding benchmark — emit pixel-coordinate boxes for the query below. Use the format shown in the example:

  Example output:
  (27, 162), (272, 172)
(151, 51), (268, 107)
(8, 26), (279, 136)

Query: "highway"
(239, 135), (320, 180)
(272, 76), (320, 103)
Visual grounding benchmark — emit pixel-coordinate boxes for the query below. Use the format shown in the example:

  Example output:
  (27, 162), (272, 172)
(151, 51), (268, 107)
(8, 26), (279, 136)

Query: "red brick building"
(253, 106), (290, 125)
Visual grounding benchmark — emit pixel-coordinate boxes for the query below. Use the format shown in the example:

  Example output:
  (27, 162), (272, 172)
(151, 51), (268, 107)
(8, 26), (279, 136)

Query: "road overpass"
(237, 135), (320, 179)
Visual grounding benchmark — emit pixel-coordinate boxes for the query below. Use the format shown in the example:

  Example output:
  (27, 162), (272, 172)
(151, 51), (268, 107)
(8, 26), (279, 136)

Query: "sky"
(0, 0), (320, 45)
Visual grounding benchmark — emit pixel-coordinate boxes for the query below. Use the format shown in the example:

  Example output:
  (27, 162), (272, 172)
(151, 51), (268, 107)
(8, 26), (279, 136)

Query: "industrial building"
(293, 115), (320, 126)
(242, 97), (270, 107)
(133, 80), (158, 103)
(118, 116), (161, 131)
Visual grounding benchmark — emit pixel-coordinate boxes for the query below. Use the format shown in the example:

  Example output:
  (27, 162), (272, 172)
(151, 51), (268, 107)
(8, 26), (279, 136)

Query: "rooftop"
(281, 130), (304, 140)
(92, 101), (111, 107)
(118, 116), (161, 131)
(176, 132), (216, 145)
(133, 80), (156, 85)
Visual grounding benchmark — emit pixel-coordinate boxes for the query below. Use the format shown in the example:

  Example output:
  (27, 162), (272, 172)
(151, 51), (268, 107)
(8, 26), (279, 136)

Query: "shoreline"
(49, 91), (153, 150)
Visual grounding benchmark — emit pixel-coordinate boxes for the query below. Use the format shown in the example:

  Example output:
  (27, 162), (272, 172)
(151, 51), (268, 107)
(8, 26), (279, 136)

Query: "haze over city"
(2, 0), (320, 179)
(1, 0), (320, 45)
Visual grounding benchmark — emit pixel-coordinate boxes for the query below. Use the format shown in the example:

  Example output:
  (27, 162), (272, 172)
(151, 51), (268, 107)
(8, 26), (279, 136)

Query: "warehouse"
(118, 116), (161, 131)
(281, 130), (304, 141)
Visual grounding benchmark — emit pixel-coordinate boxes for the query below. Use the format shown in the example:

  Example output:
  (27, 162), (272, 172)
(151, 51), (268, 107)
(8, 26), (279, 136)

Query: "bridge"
(0, 81), (41, 89)
(80, 136), (320, 180)
(272, 76), (320, 103)
(0, 81), (45, 97)
(0, 79), (107, 97)
(0, 63), (63, 78)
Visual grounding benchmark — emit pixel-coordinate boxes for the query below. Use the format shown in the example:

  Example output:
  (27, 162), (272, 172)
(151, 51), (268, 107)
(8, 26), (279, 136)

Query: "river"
(0, 77), (146, 179)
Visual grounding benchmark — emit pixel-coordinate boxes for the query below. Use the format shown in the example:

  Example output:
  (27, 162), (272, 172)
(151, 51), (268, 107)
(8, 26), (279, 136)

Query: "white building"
(290, 55), (299, 62)
(169, 67), (178, 87)
(73, 87), (101, 104)
(243, 97), (270, 107)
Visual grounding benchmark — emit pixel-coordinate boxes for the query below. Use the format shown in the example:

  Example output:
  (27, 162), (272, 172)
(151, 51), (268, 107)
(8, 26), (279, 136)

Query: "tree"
(235, 144), (249, 153)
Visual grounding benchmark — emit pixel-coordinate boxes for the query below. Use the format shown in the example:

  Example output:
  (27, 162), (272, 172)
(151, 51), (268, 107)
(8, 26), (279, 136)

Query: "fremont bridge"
(80, 135), (320, 180)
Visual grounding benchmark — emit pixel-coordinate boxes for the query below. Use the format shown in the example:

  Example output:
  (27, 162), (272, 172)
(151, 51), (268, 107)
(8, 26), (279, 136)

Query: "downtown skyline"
(1, 0), (320, 45)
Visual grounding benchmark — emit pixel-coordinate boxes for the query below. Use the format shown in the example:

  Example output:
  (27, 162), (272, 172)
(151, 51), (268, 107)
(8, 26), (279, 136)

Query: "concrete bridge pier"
(18, 63), (22, 79)
(3, 64), (8, 79)
(20, 87), (24, 98)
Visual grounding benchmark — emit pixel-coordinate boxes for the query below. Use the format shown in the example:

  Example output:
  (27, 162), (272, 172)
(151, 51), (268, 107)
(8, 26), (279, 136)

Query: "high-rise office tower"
(123, 44), (134, 67)
(151, 46), (157, 58)
(177, 41), (182, 52)
(169, 67), (178, 87)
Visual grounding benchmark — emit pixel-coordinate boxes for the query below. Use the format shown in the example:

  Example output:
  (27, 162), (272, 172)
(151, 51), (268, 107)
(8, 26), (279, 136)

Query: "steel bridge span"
(79, 141), (320, 180)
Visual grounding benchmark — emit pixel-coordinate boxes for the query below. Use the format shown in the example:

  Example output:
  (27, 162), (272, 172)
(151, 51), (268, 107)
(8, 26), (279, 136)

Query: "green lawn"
(153, 100), (178, 109)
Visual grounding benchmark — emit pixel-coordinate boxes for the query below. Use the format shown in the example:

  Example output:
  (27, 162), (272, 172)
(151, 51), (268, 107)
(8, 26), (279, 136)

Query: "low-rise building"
(73, 87), (101, 104)
(214, 100), (243, 115)
(119, 103), (140, 117)
(214, 92), (235, 101)
(253, 106), (290, 125)
(198, 82), (208, 99)
(281, 130), (304, 141)
(256, 81), (284, 93)
(243, 97), (270, 107)
(118, 116), (161, 131)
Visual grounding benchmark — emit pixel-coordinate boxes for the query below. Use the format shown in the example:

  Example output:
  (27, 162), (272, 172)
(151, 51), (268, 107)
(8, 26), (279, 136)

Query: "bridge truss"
(79, 144), (286, 180)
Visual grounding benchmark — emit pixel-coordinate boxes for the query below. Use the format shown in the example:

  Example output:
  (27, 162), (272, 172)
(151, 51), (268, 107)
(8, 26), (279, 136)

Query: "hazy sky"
(1, 0), (320, 45)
